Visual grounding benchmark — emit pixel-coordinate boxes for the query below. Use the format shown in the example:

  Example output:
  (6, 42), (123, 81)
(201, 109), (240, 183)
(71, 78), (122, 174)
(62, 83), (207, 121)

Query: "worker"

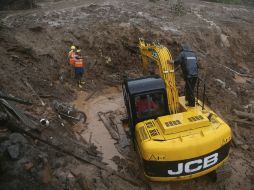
(74, 49), (85, 88)
(136, 95), (158, 117)
(170, 43), (198, 107)
(68, 45), (76, 66)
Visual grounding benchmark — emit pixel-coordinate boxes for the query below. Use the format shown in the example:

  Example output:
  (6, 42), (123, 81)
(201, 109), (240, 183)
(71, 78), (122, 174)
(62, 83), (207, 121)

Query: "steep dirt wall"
(0, 0), (36, 10)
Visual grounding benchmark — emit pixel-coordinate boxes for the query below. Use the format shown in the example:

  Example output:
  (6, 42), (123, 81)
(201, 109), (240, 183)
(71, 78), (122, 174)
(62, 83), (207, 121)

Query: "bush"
(171, 0), (186, 16)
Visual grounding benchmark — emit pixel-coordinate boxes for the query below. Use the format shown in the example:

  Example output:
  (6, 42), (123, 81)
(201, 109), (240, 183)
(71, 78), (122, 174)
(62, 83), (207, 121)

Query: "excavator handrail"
(196, 77), (210, 110)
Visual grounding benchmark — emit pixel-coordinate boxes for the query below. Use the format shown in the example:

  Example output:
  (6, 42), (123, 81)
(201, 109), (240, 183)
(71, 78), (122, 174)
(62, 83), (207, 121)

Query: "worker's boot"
(78, 80), (82, 88)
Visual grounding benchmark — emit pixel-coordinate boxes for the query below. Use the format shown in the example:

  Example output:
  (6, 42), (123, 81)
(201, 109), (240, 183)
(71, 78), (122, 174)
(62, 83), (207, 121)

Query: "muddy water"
(72, 87), (124, 170)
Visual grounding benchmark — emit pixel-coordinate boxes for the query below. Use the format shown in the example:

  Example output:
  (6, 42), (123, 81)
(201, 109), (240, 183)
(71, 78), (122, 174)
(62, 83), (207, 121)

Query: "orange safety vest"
(69, 51), (76, 65)
(74, 58), (84, 68)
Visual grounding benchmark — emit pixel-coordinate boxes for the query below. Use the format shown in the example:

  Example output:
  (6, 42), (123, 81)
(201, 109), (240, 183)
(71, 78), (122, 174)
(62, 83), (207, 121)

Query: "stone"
(220, 34), (230, 48)
(24, 162), (34, 171)
(250, 161), (254, 168)
(9, 133), (28, 144)
(7, 144), (20, 160)
(241, 144), (249, 150)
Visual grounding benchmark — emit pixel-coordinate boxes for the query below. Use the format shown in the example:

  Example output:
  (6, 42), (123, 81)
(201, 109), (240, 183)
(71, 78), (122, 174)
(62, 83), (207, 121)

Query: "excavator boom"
(139, 39), (179, 114)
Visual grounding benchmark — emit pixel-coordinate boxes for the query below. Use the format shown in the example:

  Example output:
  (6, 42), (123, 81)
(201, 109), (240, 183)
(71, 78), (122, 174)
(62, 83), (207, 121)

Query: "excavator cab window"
(135, 91), (167, 121)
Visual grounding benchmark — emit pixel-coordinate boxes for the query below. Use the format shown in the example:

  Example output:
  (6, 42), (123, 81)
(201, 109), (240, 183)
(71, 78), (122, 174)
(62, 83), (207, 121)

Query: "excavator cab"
(123, 76), (169, 136)
(135, 92), (166, 121)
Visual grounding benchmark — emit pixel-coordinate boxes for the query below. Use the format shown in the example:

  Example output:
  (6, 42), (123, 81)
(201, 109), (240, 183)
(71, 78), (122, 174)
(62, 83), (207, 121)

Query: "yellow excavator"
(122, 39), (232, 181)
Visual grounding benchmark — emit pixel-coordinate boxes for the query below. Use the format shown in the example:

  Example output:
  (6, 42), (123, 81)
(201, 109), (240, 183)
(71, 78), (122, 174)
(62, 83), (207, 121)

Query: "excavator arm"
(138, 39), (179, 114)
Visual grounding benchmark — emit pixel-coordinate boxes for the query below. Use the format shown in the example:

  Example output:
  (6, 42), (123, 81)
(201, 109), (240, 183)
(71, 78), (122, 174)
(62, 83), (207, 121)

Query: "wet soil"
(72, 87), (124, 170)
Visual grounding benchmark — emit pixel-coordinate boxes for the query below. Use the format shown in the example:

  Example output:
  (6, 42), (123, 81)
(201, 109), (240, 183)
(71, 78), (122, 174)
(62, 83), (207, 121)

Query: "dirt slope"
(0, 0), (253, 189)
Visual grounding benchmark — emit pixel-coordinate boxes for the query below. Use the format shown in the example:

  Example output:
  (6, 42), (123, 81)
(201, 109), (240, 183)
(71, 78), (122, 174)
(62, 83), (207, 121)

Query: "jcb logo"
(168, 153), (218, 175)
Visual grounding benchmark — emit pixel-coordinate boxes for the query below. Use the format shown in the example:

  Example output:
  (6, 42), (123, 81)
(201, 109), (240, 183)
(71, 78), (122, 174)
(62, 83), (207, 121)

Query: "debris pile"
(98, 111), (130, 156)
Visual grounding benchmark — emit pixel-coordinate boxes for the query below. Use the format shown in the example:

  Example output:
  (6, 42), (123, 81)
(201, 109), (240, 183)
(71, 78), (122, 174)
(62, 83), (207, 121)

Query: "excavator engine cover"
(135, 108), (231, 181)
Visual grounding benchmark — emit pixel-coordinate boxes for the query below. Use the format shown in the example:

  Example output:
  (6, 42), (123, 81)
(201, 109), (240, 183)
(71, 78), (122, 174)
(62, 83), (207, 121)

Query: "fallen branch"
(23, 79), (45, 106)
(214, 78), (226, 89)
(233, 109), (254, 120)
(98, 112), (119, 140)
(85, 90), (97, 101)
(0, 99), (38, 131)
(231, 119), (253, 128)
(219, 64), (253, 78)
(109, 113), (130, 155)
(0, 94), (32, 105)
(39, 94), (57, 99)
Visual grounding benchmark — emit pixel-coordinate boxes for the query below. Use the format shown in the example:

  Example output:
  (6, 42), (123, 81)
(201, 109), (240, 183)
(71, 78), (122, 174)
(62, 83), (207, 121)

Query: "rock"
(9, 133), (28, 144)
(52, 157), (65, 168)
(0, 140), (11, 154)
(220, 34), (230, 48)
(41, 162), (52, 184)
(0, 130), (9, 143)
(38, 153), (49, 165)
(24, 162), (34, 171)
(7, 144), (20, 160)
(0, 112), (8, 121)
(67, 172), (75, 185)
(241, 144), (249, 150)
(214, 78), (226, 89)
(29, 26), (43, 32)
(54, 169), (67, 183)
(112, 155), (121, 165)
(250, 161), (254, 168)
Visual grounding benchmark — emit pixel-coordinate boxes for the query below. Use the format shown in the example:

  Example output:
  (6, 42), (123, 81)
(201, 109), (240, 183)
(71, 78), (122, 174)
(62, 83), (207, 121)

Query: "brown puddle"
(72, 87), (124, 170)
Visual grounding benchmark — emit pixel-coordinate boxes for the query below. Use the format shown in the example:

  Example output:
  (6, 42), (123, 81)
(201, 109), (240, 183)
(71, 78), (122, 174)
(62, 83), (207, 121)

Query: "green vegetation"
(171, 0), (186, 16)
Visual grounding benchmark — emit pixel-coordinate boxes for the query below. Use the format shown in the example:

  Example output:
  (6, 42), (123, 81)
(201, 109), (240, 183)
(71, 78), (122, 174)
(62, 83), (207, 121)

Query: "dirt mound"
(0, 0), (36, 10)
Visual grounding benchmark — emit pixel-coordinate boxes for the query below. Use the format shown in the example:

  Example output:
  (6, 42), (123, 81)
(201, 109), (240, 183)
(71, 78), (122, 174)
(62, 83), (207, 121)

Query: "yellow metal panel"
(138, 123), (231, 161)
(144, 157), (229, 181)
(138, 39), (179, 114)
(157, 110), (210, 135)
(135, 98), (232, 161)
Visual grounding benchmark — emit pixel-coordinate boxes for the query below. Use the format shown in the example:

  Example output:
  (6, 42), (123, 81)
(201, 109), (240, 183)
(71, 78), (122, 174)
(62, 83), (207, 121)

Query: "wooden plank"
(233, 109), (254, 120)
(98, 112), (119, 140)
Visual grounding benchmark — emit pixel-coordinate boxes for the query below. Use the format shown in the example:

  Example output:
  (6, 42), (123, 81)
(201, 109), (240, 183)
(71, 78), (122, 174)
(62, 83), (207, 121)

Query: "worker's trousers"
(185, 77), (197, 107)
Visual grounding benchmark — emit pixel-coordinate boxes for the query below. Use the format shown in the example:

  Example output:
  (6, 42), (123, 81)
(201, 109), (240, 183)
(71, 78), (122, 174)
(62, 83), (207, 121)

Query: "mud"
(0, 0), (254, 189)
